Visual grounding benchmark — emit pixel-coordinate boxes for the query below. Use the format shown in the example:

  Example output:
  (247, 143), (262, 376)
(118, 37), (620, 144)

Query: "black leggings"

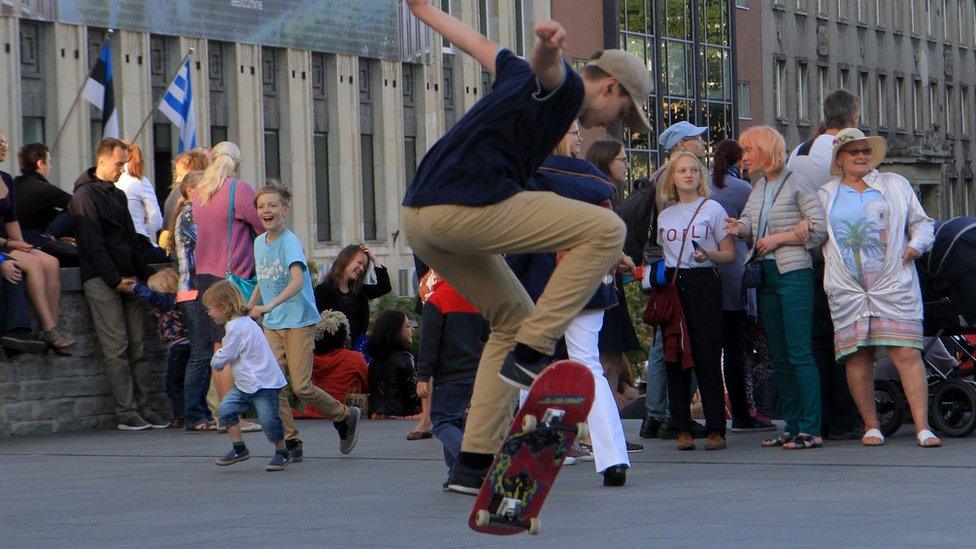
(665, 268), (725, 435)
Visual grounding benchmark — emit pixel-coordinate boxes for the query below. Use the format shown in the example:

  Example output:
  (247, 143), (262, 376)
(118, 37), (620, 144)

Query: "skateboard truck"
(541, 408), (565, 426)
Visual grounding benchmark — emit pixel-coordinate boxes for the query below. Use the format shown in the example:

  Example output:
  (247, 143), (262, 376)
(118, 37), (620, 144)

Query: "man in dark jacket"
(69, 138), (164, 431)
(15, 143), (78, 265)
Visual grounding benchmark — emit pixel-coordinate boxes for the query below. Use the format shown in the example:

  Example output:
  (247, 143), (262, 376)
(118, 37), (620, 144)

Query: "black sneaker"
(640, 416), (663, 439)
(1, 329), (48, 354)
(731, 417), (777, 432)
(498, 350), (551, 390)
(141, 412), (170, 430)
(602, 464), (628, 487)
(265, 452), (291, 472)
(117, 415), (152, 431)
(215, 447), (250, 466)
(626, 440), (644, 453)
(286, 439), (304, 462)
(446, 460), (488, 495)
(334, 406), (360, 455)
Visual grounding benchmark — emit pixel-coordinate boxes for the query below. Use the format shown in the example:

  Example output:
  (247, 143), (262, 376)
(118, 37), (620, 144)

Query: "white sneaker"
(564, 456), (577, 466)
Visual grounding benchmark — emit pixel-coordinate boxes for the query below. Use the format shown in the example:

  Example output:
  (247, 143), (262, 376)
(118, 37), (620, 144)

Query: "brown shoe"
(705, 432), (727, 451)
(676, 432), (695, 451)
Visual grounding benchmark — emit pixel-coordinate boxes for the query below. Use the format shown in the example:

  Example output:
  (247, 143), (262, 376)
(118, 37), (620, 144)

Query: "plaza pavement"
(1, 418), (974, 548)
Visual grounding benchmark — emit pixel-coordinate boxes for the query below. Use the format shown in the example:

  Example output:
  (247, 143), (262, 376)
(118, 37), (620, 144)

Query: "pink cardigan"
(191, 177), (263, 278)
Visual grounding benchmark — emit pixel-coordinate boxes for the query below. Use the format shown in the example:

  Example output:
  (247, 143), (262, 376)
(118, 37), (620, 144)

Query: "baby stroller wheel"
(929, 379), (976, 437)
(874, 379), (906, 437)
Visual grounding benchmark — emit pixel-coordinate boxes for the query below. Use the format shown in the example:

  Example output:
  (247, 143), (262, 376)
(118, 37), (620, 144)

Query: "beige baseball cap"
(585, 50), (652, 133)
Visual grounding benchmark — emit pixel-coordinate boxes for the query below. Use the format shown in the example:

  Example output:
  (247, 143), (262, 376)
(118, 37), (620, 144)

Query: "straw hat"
(829, 127), (887, 176)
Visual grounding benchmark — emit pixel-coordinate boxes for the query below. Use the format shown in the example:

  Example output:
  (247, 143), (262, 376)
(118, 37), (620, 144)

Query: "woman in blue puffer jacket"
(506, 120), (631, 488)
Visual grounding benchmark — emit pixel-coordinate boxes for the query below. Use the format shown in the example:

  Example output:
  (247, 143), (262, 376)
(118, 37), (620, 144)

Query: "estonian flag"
(159, 57), (197, 153)
(81, 42), (120, 139)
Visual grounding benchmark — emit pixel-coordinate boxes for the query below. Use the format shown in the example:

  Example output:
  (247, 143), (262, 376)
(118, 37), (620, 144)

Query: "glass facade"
(618, 0), (735, 185)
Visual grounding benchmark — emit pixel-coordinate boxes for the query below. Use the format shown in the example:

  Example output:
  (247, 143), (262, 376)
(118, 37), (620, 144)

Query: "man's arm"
(529, 20), (568, 92)
(407, 0), (501, 73)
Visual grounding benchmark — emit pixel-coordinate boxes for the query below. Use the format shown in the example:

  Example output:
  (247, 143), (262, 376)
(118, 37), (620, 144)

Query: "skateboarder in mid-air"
(401, 0), (652, 495)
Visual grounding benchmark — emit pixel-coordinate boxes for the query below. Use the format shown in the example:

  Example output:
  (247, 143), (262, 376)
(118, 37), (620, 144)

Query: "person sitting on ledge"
(292, 310), (369, 420)
(0, 252), (48, 355)
(367, 309), (422, 420)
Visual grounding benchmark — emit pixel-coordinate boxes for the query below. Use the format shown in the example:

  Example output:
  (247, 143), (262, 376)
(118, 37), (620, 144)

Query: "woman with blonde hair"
(116, 141), (166, 262)
(190, 141), (263, 430)
(725, 125), (827, 450)
(655, 151), (735, 451)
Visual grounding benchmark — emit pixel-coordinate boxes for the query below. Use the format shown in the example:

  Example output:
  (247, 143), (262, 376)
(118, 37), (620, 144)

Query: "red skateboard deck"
(469, 360), (595, 535)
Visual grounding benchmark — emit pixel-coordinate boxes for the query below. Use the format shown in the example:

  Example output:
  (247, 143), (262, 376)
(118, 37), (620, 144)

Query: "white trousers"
(522, 309), (630, 473)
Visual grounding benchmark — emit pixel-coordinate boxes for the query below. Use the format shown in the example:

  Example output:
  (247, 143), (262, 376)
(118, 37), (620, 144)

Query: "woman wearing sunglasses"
(819, 128), (940, 448)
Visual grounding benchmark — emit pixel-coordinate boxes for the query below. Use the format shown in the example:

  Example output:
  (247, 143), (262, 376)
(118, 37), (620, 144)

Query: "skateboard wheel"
(528, 517), (541, 535)
(576, 422), (589, 441)
(475, 510), (491, 527)
(521, 414), (537, 433)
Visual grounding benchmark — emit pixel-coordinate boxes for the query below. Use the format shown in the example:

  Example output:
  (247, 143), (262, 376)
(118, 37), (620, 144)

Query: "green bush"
(624, 281), (651, 382)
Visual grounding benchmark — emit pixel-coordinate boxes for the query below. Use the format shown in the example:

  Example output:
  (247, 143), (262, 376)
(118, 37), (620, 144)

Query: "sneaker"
(626, 441), (644, 453)
(141, 412), (170, 430)
(446, 460), (487, 496)
(285, 439), (304, 463)
(569, 440), (594, 462)
(639, 416), (663, 439)
(704, 432), (727, 451)
(442, 481), (451, 492)
(602, 464), (628, 487)
(117, 415), (152, 431)
(563, 456), (578, 466)
(658, 422), (678, 439)
(265, 452), (291, 472)
(239, 420), (263, 433)
(335, 406), (360, 455)
(731, 417), (777, 432)
(676, 432), (695, 451)
(215, 447), (250, 466)
(1, 329), (48, 354)
(498, 349), (552, 391)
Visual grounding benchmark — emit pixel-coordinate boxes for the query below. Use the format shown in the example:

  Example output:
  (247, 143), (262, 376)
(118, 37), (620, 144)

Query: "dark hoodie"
(68, 168), (153, 288)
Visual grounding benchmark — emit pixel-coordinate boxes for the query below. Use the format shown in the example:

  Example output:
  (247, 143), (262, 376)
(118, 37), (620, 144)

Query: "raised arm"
(407, 0), (501, 73)
(529, 20), (568, 92)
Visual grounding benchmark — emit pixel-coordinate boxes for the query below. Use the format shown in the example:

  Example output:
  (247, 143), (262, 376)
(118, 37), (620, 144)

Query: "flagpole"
(49, 29), (114, 156)
(130, 47), (195, 145)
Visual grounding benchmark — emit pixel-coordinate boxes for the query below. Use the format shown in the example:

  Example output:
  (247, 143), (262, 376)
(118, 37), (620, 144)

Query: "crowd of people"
(0, 0), (947, 487)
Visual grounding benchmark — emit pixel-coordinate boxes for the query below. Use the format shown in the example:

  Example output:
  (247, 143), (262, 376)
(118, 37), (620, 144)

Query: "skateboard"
(469, 359), (595, 535)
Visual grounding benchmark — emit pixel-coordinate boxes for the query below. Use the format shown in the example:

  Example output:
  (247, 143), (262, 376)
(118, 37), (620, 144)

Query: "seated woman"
(293, 310), (368, 419)
(0, 136), (73, 354)
(366, 310), (421, 419)
(314, 243), (392, 355)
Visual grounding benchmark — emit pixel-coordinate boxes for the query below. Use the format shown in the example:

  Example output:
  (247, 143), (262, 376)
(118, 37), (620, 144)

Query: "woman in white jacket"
(115, 142), (165, 261)
(820, 128), (940, 448)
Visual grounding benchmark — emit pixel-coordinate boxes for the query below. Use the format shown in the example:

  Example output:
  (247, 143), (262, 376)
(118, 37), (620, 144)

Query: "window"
(875, 0), (884, 26)
(151, 35), (177, 186)
(774, 60), (786, 119)
(440, 0), (453, 49)
(857, 0), (865, 21)
(959, 0), (965, 42)
(911, 0), (917, 33)
(209, 40), (231, 147)
(442, 56), (456, 129)
(795, 0), (805, 11)
(817, 66), (828, 118)
(927, 0), (933, 35)
(514, 0), (525, 56)
(946, 84), (954, 134)
(261, 47), (282, 181)
(818, 0), (827, 14)
(312, 52), (331, 242)
(896, 76), (906, 129)
(877, 74), (887, 127)
(403, 65), (419, 187)
(20, 21), (47, 146)
(840, 67), (851, 90)
(944, 0), (950, 39)
(929, 82), (939, 128)
(962, 87), (970, 135)
(913, 79), (923, 130)
(736, 0), (748, 6)
(858, 72), (867, 124)
(359, 59), (377, 241)
(836, 0), (846, 19)
(797, 63), (809, 121)
(737, 81), (751, 119)
(973, 0), (976, 45)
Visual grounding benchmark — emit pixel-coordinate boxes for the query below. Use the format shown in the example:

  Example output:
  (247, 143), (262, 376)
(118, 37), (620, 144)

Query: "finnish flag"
(159, 57), (197, 153)
(81, 42), (119, 139)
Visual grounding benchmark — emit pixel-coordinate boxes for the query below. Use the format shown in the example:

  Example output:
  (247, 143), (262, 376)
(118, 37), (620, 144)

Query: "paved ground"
(1, 418), (974, 548)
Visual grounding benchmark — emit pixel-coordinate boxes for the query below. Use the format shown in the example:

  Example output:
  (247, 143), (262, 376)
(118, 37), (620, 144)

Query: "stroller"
(875, 216), (976, 437)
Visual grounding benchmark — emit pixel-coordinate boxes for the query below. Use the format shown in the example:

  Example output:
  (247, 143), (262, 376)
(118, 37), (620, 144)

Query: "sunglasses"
(843, 147), (873, 156)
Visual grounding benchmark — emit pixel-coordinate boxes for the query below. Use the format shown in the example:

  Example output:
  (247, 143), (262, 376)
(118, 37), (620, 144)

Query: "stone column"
(332, 54), (363, 245)
(0, 17), (23, 174)
(229, 43), (263, 186)
(116, 30), (152, 154)
(282, 48), (315, 246)
(49, 23), (88, 187)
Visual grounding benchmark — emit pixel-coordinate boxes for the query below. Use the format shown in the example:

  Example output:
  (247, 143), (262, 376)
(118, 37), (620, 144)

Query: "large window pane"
(664, 0), (692, 39)
(314, 132), (331, 242)
(360, 134), (376, 241)
(264, 129), (280, 180)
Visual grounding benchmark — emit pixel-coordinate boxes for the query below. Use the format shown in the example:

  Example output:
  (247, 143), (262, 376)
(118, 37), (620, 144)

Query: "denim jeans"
(430, 378), (475, 478)
(218, 386), (284, 444)
(180, 300), (214, 426)
(0, 277), (31, 335)
(644, 332), (670, 421)
(166, 343), (190, 420)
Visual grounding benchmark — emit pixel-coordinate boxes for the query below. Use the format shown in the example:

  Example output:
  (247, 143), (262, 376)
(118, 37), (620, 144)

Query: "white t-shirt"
(787, 133), (835, 189)
(211, 316), (287, 394)
(656, 197), (728, 268)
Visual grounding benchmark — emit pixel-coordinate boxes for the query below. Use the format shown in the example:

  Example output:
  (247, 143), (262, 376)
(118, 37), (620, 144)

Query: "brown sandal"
(406, 430), (433, 441)
(187, 420), (216, 432)
(44, 328), (76, 354)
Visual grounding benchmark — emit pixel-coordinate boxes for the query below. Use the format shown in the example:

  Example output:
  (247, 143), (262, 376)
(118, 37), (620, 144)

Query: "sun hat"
(585, 50), (652, 133)
(829, 127), (887, 176)
(659, 121), (709, 152)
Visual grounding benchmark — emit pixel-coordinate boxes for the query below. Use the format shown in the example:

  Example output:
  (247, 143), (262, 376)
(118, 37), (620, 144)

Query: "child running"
(203, 280), (290, 471)
(401, 0), (651, 493)
(247, 183), (359, 462)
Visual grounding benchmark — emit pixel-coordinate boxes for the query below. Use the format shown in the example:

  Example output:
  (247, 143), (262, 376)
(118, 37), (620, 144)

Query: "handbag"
(224, 178), (258, 301)
(741, 172), (792, 290)
(643, 199), (708, 327)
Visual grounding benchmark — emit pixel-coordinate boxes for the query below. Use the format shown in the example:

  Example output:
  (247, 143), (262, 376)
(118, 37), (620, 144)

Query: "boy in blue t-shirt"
(248, 184), (360, 463)
(401, 0), (652, 494)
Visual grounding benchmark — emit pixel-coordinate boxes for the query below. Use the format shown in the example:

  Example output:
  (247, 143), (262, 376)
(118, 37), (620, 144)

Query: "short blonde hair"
(738, 125), (786, 175)
(657, 151), (711, 206)
(147, 268), (179, 294)
(202, 280), (249, 319)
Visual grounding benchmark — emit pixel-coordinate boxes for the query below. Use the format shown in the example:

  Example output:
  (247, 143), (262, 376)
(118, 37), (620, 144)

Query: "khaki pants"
(403, 191), (625, 454)
(83, 277), (152, 420)
(267, 326), (348, 441)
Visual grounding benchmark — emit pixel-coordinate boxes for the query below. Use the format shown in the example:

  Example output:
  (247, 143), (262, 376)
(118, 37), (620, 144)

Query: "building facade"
(0, 0), (548, 296)
(735, 0), (976, 218)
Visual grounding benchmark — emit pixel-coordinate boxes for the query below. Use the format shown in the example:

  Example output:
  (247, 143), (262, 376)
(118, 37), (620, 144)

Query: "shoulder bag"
(643, 199), (709, 327)
(742, 172), (792, 290)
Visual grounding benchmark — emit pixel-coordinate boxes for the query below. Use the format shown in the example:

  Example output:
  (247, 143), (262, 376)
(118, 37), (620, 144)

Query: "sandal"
(406, 430), (433, 441)
(761, 433), (794, 447)
(916, 429), (942, 448)
(240, 420), (263, 433)
(783, 433), (822, 450)
(861, 428), (885, 446)
(44, 328), (76, 355)
(187, 420), (216, 432)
